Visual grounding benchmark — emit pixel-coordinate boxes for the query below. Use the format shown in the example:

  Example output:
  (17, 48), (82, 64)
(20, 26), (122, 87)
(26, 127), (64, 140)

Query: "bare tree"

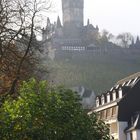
(116, 32), (133, 48)
(0, 0), (52, 95)
(100, 29), (114, 42)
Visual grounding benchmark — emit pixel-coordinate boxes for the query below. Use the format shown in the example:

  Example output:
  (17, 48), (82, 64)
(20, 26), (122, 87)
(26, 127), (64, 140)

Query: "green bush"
(0, 79), (110, 140)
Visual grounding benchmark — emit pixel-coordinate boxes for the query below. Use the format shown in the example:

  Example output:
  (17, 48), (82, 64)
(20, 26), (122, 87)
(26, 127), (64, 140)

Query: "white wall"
(136, 130), (140, 140)
(118, 121), (127, 140)
(126, 133), (130, 140)
(134, 130), (140, 140)
(126, 129), (140, 140)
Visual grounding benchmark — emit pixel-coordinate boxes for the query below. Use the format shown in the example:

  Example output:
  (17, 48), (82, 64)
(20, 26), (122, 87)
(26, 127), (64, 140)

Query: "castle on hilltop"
(41, 0), (140, 57)
(42, 0), (99, 51)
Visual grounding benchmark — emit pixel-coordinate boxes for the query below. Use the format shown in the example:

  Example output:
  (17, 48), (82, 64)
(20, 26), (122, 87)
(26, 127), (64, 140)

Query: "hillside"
(44, 51), (140, 94)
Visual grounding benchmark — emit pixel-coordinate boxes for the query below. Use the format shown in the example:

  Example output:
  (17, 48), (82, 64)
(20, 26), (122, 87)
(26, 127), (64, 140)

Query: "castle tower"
(62, 0), (84, 29)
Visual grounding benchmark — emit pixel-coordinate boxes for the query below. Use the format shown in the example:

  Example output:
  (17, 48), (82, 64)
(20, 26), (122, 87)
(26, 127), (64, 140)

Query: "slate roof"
(96, 72), (140, 103)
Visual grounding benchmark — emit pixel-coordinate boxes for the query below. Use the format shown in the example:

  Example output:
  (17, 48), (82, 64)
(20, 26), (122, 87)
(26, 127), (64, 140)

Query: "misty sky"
(48, 0), (140, 36)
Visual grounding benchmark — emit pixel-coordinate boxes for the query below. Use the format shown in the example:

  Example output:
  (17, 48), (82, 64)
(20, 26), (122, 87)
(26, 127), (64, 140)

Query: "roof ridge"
(116, 72), (140, 85)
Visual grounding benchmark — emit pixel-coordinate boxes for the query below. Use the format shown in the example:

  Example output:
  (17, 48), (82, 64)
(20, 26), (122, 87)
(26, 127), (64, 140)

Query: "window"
(106, 108), (111, 119)
(130, 132), (133, 140)
(100, 110), (106, 120)
(112, 106), (117, 117)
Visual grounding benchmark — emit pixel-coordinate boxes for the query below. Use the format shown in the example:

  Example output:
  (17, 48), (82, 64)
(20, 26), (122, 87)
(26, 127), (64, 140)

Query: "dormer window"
(101, 95), (105, 105)
(107, 93), (110, 103)
(96, 97), (99, 107)
(112, 91), (116, 101)
(118, 88), (122, 98)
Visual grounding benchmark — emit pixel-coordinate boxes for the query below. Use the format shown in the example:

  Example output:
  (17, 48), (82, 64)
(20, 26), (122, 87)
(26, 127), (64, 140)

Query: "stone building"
(91, 72), (140, 140)
(42, 0), (99, 51)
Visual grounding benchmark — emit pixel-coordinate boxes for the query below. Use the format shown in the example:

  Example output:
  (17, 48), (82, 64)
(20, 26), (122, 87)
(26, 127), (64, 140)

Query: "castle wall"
(54, 48), (140, 60)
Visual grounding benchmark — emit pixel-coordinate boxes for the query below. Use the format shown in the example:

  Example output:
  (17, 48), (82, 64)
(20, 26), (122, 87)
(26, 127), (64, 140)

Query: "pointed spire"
(130, 38), (134, 48)
(136, 36), (140, 47)
(136, 36), (140, 43)
(57, 16), (62, 28)
(47, 17), (51, 27)
(87, 19), (90, 25)
(131, 38), (134, 45)
(96, 25), (99, 31)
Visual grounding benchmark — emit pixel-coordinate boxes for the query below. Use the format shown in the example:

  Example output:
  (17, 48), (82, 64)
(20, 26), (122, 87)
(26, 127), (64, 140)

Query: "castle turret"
(96, 25), (99, 31)
(136, 36), (140, 44)
(135, 36), (140, 48)
(87, 19), (90, 26)
(47, 17), (51, 27)
(56, 16), (62, 28)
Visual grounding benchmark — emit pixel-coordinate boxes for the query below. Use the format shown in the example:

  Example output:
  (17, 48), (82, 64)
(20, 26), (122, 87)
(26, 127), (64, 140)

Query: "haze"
(49, 0), (140, 36)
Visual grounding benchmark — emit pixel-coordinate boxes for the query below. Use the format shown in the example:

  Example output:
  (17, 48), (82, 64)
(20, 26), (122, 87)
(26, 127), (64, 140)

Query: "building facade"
(92, 72), (140, 140)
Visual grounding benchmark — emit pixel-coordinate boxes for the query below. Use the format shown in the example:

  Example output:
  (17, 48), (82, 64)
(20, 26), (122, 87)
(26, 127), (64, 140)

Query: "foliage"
(0, 79), (110, 140)
(46, 53), (140, 94)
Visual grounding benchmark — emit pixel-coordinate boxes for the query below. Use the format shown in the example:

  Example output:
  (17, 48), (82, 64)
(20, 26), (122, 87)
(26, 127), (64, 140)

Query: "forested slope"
(45, 52), (140, 94)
